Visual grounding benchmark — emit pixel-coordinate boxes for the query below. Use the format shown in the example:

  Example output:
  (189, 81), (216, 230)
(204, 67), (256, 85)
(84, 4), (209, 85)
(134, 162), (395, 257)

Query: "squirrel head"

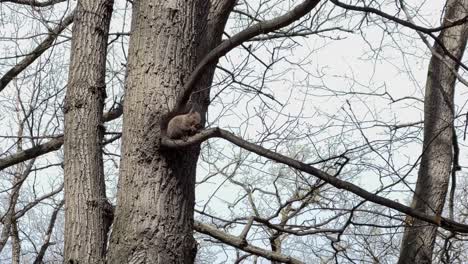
(186, 111), (201, 127)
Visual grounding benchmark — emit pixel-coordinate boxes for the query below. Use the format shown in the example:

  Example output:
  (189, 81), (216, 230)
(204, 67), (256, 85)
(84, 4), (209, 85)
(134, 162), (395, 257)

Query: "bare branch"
(0, 102), (123, 170)
(330, 0), (468, 33)
(330, 0), (468, 72)
(162, 128), (468, 233)
(0, 11), (75, 93)
(0, 137), (63, 171)
(174, 0), (321, 111)
(0, 0), (66, 7)
(32, 200), (64, 264)
(194, 221), (304, 264)
(239, 216), (254, 242)
(399, 0), (468, 88)
(14, 184), (63, 219)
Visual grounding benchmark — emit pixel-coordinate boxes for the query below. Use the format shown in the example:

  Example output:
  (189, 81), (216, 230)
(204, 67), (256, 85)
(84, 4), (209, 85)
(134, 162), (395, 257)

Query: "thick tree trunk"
(398, 0), (468, 263)
(63, 0), (113, 263)
(106, 0), (234, 263)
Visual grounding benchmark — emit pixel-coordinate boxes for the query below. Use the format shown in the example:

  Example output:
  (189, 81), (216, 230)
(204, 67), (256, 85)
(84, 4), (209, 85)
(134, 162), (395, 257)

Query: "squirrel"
(166, 108), (202, 139)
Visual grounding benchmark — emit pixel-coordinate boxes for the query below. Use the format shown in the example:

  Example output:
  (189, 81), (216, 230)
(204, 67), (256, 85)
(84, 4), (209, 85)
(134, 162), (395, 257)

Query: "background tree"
(398, 0), (468, 262)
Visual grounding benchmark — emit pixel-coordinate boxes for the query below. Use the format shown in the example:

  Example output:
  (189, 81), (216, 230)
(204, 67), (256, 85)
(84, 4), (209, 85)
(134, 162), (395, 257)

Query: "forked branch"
(194, 221), (304, 264)
(162, 128), (468, 233)
(0, 11), (75, 93)
(173, 0), (321, 112)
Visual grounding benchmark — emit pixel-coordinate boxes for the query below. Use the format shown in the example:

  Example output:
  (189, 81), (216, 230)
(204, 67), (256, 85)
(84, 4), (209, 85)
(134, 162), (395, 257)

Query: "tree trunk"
(11, 218), (20, 264)
(63, 0), (113, 263)
(106, 0), (234, 263)
(398, 0), (468, 263)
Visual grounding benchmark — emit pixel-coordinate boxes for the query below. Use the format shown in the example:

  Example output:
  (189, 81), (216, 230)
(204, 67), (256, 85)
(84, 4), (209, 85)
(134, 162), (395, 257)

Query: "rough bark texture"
(11, 218), (20, 264)
(106, 0), (234, 263)
(63, 0), (113, 263)
(398, 0), (468, 263)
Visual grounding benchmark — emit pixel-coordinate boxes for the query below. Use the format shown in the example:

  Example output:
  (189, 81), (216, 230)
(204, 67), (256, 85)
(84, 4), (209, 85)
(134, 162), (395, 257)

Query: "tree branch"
(194, 221), (304, 264)
(330, 0), (468, 72)
(0, 0), (66, 7)
(0, 11), (75, 93)
(174, 0), (321, 112)
(0, 102), (123, 170)
(330, 0), (468, 33)
(162, 128), (468, 233)
(32, 200), (64, 264)
(14, 184), (63, 219)
(399, 0), (468, 88)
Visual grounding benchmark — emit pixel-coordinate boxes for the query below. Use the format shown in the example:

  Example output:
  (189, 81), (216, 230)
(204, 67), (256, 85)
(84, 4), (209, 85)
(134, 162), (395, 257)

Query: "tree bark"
(398, 0), (468, 263)
(62, 0), (113, 263)
(106, 0), (234, 263)
(11, 218), (20, 264)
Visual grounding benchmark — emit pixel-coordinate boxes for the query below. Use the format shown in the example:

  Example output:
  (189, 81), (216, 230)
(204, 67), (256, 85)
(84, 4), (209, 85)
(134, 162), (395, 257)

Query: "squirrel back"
(166, 110), (201, 139)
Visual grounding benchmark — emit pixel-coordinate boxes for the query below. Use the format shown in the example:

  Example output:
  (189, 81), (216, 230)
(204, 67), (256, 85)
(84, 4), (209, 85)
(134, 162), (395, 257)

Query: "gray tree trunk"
(398, 0), (468, 263)
(63, 0), (113, 263)
(106, 0), (234, 263)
